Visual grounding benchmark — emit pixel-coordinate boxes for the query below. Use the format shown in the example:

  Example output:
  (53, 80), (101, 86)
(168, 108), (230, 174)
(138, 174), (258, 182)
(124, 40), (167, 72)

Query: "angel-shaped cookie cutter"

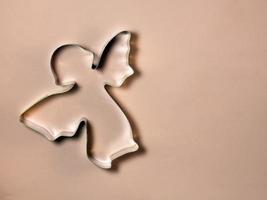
(20, 31), (139, 169)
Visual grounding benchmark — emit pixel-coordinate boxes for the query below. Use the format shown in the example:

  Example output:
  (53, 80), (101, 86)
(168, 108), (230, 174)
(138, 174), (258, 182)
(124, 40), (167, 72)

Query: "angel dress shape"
(20, 31), (139, 169)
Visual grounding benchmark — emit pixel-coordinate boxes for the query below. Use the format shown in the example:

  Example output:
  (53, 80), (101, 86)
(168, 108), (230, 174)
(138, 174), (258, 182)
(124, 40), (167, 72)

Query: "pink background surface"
(0, 0), (267, 199)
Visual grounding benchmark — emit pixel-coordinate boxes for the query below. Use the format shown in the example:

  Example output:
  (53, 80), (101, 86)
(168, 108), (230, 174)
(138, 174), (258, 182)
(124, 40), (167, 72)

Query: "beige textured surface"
(0, 0), (267, 199)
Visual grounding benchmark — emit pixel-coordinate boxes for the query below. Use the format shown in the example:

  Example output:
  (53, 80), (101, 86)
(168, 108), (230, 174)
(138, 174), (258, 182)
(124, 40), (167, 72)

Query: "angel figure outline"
(20, 31), (139, 169)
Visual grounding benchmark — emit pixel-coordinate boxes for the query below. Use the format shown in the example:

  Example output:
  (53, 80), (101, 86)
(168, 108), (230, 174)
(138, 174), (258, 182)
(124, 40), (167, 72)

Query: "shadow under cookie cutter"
(20, 31), (139, 169)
